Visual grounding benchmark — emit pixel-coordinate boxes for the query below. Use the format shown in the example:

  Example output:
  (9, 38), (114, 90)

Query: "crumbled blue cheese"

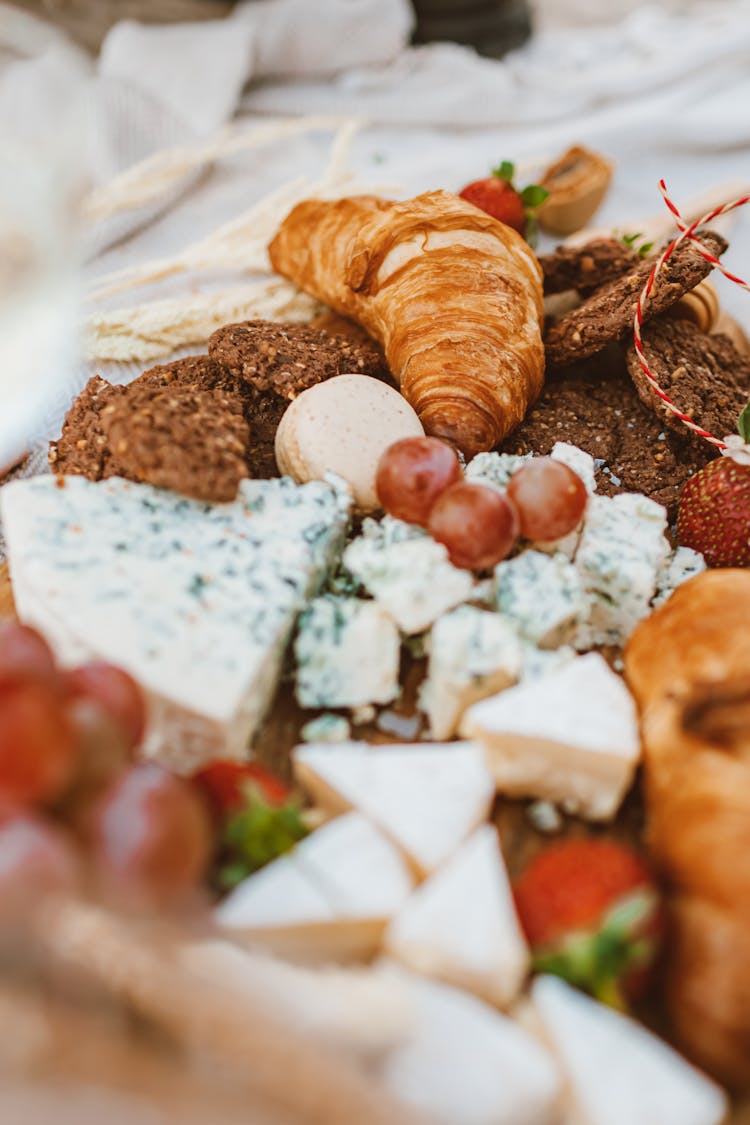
(520, 642), (577, 682)
(465, 451), (532, 492)
(494, 551), (588, 648)
(343, 532), (475, 635)
(300, 714), (352, 744)
(420, 606), (522, 739)
(295, 595), (400, 709)
(575, 493), (669, 649)
(652, 546), (706, 608)
(1, 474), (350, 771)
(551, 442), (597, 495)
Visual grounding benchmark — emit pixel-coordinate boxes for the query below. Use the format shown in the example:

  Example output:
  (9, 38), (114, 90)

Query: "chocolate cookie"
(625, 318), (750, 438)
(539, 239), (640, 296)
(499, 344), (716, 520)
(102, 382), (249, 503)
(49, 375), (127, 479)
(544, 230), (728, 367)
(208, 320), (389, 400)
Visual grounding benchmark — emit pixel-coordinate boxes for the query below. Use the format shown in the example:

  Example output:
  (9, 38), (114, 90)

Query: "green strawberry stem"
(217, 782), (309, 890)
(493, 160), (515, 182)
(738, 401), (750, 444)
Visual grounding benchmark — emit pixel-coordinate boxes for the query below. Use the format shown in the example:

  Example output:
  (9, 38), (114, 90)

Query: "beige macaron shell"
(274, 374), (424, 510)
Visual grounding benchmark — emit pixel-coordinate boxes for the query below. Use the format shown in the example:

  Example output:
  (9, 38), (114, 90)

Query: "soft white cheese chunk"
(461, 653), (640, 821)
(215, 812), (414, 960)
(465, 451), (532, 492)
(420, 606), (522, 739)
(494, 550), (588, 648)
(293, 741), (495, 875)
(532, 976), (727, 1125)
(1, 475), (349, 771)
(294, 595), (400, 709)
(653, 545), (706, 608)
(384, 825), (529, 1008)
(378, 966), (562, 1125)
(575, 492), (669, 649)
(343, 531), (474, 635)
(551, 442), (597, 494)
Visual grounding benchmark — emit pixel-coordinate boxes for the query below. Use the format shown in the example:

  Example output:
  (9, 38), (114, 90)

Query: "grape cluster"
(376, 438), (588, 570)
(0, 624), (212, 916)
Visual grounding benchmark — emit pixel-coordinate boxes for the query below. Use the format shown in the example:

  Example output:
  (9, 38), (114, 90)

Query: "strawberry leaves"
(738, 401), (750, 444)
(216, 781), (309, 890)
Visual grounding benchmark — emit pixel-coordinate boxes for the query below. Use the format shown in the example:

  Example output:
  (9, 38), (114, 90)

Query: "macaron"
(275, 375), (424, 511)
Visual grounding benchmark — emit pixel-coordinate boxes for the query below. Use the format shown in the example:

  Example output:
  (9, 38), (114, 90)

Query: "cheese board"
(2, 149), (750, 1123)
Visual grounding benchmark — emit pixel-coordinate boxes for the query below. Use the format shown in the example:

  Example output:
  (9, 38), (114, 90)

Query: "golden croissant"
(625, 569), (750, 1089)
(268, 190), (545, 457)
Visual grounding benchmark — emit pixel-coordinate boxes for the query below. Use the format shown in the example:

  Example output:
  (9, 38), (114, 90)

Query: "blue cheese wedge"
(1, 474), (350, 771)
(575, 493), (669, 649)
(343, 529), (474, 635)
(384, 825), (529, 1009)
(532, 976), (727, 1125)
(494, 550), (588, 649)
(295, 595), (400, 709)
(461, 653), (640, 821)
(551, 442), (597, 494)
(420, 606), (522, 739)
(293, 741), (495, 875)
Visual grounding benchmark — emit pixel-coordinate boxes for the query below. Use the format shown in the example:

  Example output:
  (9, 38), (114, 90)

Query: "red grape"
(0, 814), (80, 921)
(427, 482), (519, 570)
(0, 622), (57, 687)
(65, 663), (146, 751)
(507, 458), (588, 541)
(0, 679), (79, 810)
(376, 437), (462, 525)
(91, 763), (212, 906)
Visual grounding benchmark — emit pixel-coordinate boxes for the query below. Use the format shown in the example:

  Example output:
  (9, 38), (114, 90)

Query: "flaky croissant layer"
(269, 190), (545, 457)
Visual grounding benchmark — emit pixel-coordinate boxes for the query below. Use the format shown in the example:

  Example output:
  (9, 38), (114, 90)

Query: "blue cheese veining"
(1, 475), (350, 771)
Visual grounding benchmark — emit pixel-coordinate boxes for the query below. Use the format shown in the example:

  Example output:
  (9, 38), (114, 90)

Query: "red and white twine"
(632, 180), (750, 451)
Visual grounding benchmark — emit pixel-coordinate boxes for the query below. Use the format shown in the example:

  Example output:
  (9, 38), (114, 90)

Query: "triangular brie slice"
(378, 965), (561, 1125)
(293, 741), (495, 874)
(384, 825), (528, 1008)
(532, 976), (727, 1125)
(215, 812), (414, 961)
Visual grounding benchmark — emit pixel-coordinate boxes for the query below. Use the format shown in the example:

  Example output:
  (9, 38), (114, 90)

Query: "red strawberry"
(459, 161), (548, 241)
(192, 760), (292, 819)
(678, 453), (750, 568)
(513, 838), (663, 1010)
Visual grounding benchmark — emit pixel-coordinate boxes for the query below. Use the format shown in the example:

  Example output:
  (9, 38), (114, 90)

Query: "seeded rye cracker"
(539, 239), (641, 296)
(544, 230), (728, 366)
(625, 318), (750, 437)
(208, 320), (389, 399)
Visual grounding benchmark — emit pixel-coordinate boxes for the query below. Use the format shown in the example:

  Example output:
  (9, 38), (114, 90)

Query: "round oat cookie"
(539, 239), (640, 297)
(208, 320), (389, 400)
(103, 382), (249, 503)
(625, 317), (750, 438)
(544, 230), (728, 367)
(275, 375), (424, 511)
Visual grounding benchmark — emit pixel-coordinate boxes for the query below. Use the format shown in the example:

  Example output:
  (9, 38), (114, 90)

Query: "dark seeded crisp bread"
(625, 318), (750, 438)
(208, 320), (389, 400)
(539, 239), (641, 296)
(102, 383), (249, 503)
(49, 375), (127, 479)
(499, 344), (717, 521)
(543, 230), (728, 367)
